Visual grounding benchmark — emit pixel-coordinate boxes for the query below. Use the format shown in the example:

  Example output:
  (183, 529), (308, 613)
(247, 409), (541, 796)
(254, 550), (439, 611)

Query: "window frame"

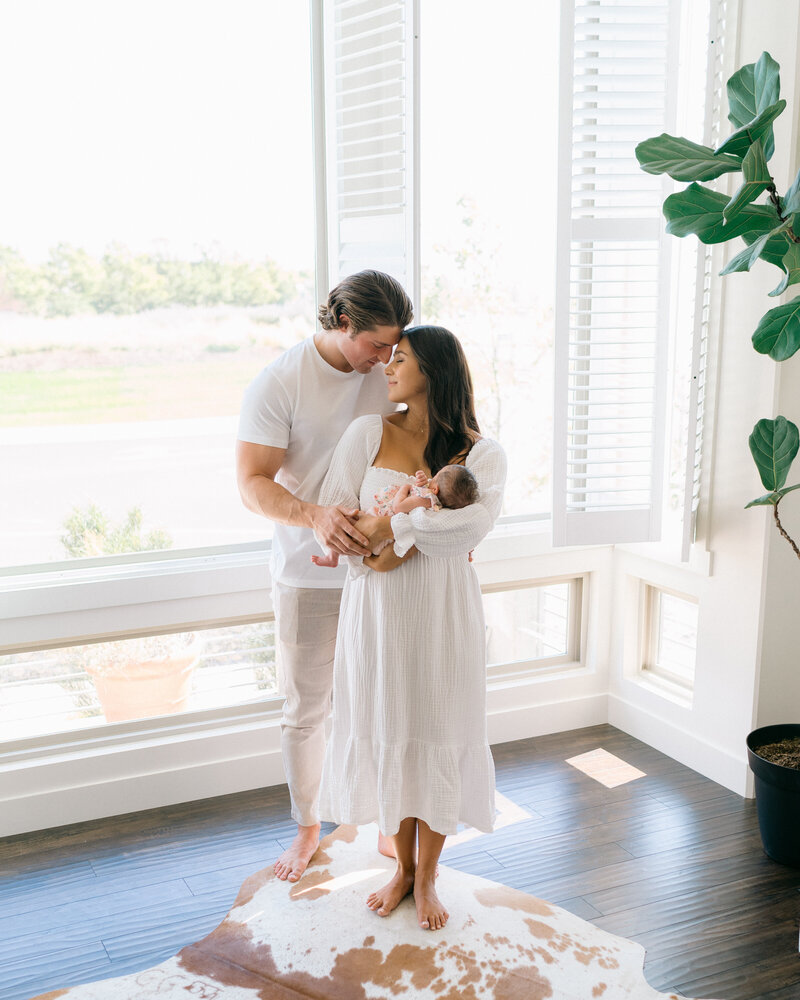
(483, 574), (587, 680)
(0, 529), (590, 737)
(640, 582), (699, 693)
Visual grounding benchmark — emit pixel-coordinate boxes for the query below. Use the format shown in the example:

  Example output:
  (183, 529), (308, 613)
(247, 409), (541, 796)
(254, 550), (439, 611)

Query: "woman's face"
(385, 337), (427, 405)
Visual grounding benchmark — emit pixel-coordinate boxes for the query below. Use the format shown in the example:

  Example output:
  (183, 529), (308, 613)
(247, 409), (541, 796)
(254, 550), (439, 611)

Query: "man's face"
(337, 320), (404, 374)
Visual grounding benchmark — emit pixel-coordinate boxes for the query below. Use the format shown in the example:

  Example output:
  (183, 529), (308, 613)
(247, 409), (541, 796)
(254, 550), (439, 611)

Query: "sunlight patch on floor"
(443, 791), (532, 850)
(565, 748), (646, 788)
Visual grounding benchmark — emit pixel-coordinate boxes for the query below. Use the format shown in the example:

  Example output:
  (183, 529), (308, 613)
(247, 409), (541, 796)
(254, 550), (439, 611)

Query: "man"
(236, 269), (413, 882)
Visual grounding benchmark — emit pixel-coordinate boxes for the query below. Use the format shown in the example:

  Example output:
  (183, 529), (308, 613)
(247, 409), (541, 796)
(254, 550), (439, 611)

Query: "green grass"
(0, 359), (260, 427)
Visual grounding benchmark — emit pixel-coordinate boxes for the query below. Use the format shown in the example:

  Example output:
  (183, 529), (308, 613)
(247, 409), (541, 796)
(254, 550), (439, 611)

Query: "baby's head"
(430, 465), (479, 509)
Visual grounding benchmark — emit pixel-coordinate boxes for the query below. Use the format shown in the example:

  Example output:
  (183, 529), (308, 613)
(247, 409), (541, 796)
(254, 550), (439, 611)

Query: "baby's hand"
(414, 470), (429, 487)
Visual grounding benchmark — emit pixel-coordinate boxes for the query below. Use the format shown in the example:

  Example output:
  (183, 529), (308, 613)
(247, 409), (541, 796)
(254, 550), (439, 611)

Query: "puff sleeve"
(318, 413), (383, 511)
(390, 438), (507, 557)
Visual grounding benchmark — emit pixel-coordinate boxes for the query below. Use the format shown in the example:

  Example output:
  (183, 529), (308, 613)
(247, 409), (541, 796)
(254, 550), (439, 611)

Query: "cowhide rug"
(31, 824), (715, 1000)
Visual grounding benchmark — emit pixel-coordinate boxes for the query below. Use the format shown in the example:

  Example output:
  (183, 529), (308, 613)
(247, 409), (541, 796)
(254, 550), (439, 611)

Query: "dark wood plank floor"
(1, 725), (798, 1000)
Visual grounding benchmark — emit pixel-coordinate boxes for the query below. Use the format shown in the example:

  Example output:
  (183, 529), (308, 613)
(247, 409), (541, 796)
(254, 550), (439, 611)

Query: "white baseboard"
(488, 693), (608, 745)
(1, 694), (610, 838)
(4, 691), (743, 838)
(0, 752), (286, 839)
(607, 694), (751, 797)
(0, 713), (286, 839)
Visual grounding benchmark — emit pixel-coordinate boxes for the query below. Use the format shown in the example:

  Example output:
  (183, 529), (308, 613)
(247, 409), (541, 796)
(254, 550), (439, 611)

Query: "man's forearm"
(241, 474), (317, 530)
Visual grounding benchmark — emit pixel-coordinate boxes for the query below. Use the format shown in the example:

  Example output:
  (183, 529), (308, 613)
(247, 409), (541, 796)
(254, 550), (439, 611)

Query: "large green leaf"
(720, 222), (789, 275)
(748, 416), (800, 492)
(723, 141), (772, 222)
(716, 100), (786, 159)
(635, 134), (742, 181)
(728, 52), (781, 128)
(769, 241), (800, 296)
(751, 295), (800, 361)
(727, 53), (781, 159)
(746, 483), (800, 508)
(746, 226), (794, 270)
(664, 183), (776, 244)
(782, 165), (800, 215)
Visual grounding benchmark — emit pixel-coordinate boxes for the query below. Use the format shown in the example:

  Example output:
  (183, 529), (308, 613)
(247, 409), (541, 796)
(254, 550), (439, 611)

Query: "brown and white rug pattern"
(32, 824), (716, 1000)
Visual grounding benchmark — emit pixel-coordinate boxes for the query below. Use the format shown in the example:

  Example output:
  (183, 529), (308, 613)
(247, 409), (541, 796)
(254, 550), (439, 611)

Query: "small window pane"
(655, 593), (698, 683)
(644, 589), (698, 689)
(484, 583), (570, 667)
(0, 622), (276, 741)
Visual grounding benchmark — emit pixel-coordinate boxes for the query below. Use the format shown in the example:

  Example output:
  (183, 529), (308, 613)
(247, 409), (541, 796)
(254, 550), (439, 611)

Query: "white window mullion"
(317, 0), (419, 307)
(553, 0), (681, 547)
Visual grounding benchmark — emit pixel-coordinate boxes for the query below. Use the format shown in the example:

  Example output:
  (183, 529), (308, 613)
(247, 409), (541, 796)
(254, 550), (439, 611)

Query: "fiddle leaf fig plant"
(636, 51), (800, 559)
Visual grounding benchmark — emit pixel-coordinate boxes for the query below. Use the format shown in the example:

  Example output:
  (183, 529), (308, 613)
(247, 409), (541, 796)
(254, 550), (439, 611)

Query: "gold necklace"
(406, 418), (428, 436)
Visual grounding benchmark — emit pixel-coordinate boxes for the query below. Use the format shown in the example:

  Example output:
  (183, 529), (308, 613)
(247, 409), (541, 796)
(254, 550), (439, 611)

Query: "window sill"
(0, 699), (282, 765)
(634, 669), (694, 709)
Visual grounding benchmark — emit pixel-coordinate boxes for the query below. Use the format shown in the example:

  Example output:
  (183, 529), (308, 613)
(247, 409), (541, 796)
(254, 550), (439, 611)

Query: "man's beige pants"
(273, 582), (342, 827)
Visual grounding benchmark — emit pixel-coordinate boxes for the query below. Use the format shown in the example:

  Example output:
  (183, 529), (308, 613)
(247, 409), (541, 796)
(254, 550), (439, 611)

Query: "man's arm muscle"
(235, 440), (370, 555)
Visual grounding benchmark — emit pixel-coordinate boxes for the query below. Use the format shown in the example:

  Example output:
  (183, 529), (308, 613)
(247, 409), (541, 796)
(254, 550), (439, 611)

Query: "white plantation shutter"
(680, 0), (726, 562)
(553, 0), (680, 546)
(316, 0), (419, 305)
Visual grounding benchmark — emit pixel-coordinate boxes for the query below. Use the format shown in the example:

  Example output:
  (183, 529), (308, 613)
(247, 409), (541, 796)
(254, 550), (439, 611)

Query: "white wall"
(750, 1), (800, 730)
(608, 0), (800, 796)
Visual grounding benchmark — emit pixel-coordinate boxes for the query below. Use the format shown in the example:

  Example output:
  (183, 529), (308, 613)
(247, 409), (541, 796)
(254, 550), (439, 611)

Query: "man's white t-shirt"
(237, 336), (396, 589)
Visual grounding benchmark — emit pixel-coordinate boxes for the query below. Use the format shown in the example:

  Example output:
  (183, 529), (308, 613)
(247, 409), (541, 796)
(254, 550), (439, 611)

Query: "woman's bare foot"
(414, 873), (448, 930)
(366, 865), (415, 916)
(274, 823), (320, 882)
(377, 831), (396, 859)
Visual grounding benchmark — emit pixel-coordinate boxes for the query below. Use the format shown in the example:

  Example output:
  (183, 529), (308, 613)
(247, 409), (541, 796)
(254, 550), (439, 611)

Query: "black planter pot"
(746, 723), (800, 868)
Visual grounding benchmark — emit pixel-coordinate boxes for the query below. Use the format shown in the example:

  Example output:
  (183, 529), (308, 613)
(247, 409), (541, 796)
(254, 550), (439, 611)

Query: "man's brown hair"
(318, 270), (413, 335)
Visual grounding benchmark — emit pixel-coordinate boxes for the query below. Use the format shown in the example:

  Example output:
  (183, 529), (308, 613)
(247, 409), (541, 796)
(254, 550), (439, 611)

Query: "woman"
(316, 326), (507, 930)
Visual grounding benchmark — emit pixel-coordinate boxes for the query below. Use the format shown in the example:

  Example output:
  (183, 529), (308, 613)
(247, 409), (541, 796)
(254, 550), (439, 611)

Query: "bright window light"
(642, 586), (699, 691)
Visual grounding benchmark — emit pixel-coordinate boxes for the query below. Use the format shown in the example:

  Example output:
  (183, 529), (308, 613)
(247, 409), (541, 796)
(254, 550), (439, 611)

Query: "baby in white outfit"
(312, 464), (478, 567)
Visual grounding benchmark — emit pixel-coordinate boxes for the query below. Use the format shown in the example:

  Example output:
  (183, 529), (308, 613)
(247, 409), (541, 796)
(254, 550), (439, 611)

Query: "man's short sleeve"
(237, 366), (294, 449)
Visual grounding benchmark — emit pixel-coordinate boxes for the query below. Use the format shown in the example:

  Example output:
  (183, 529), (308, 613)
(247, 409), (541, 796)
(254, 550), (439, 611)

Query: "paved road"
(1, 416), (270, 568)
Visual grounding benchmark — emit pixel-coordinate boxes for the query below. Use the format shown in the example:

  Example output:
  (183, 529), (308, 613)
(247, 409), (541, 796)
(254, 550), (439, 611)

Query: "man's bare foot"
(274, 823), (320, 882)
(377, 831), (396, 859)
(366, 866), (415, 916)
(414, 873), (448, 930)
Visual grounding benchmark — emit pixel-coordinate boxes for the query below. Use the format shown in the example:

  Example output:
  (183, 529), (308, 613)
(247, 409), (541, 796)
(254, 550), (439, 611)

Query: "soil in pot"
(753, 737), (800, 769)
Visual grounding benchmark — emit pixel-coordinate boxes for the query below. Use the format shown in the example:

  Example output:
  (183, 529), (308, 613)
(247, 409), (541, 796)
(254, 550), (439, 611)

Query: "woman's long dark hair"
(402, 326), (481, 475)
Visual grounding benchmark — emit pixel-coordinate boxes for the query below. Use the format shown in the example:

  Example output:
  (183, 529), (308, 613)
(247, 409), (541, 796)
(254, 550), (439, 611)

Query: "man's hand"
(311, 505), (371, 556)
(354, 513), (394, 551)
(364, 545), (416, 572)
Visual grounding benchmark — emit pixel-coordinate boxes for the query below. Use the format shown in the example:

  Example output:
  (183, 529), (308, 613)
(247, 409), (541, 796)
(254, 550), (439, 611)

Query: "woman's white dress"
(317, 414), (507, 837)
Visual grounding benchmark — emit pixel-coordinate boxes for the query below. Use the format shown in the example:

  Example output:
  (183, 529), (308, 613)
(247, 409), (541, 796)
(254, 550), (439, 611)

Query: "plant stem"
(773, 500), (800, 560)
(767, 184), (800, 243)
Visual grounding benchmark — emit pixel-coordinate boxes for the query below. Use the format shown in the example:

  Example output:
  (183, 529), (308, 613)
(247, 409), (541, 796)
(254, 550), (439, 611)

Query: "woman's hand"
(364, 545), (416, 572)
(354, 513), (394, 551)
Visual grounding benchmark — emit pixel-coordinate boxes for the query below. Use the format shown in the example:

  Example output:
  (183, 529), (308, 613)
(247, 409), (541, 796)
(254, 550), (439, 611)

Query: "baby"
(312, 464), (479, 568)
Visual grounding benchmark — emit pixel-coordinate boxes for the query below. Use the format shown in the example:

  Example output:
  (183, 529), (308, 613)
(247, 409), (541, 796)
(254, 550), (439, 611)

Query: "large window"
(1, 2), (315, 569)
(1, 0), (708, 759)
(419, 1), (559, 517)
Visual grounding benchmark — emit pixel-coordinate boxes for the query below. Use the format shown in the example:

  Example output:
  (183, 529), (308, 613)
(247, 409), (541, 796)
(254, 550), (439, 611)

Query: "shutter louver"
(553, 0), (679, 546)
(681, 0), (726, 562)
(321, 0), (418, 303)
